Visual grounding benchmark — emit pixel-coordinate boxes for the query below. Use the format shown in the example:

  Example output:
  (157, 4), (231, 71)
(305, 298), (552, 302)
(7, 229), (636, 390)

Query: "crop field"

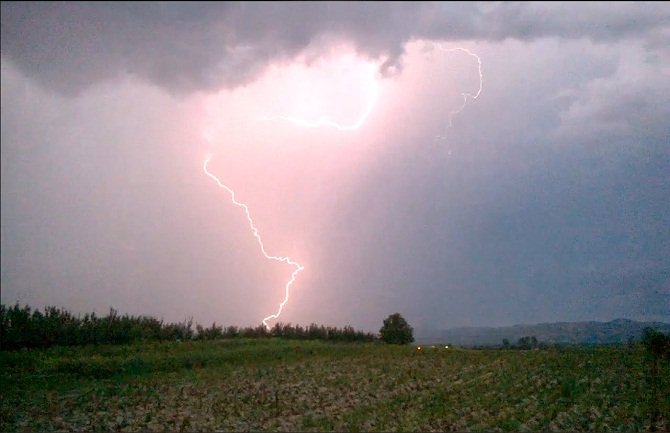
(1, 339), (667, 432)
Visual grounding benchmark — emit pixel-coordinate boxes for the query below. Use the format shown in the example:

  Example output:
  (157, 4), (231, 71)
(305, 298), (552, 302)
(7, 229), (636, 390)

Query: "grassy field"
(1, 339), (667, 432)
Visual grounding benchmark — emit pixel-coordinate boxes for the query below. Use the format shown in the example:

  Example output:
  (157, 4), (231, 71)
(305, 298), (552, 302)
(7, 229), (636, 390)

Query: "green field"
(1, 339), (667, 432)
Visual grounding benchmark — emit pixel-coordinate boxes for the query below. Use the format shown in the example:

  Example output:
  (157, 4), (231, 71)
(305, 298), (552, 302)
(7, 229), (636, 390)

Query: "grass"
(1, 339), (667, 431)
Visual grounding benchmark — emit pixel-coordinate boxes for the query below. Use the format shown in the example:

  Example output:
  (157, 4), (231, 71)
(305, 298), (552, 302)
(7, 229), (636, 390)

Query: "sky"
(1, 2), (669, 332)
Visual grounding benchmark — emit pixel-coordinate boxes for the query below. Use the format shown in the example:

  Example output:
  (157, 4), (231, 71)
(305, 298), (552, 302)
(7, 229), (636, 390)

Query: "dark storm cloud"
(2, 2), (669, 329)
(2, 2), (669, 95)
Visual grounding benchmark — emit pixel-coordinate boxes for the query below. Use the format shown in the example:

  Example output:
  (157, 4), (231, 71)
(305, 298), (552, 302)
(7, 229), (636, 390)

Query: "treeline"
(0, 304), (376, 351)
(499, 329), (670, 352)
(195, 322), (375, 343)
(501, 336), (545, 350)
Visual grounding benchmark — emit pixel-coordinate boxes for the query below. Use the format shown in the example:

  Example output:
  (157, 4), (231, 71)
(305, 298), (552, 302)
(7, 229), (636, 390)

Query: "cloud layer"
(2, 2), (669, 95)
(2, 3), (669, 329)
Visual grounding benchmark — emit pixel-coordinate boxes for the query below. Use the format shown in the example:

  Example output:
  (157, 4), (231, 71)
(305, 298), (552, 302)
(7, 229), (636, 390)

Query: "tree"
(517, 336), (539, 350)
(640, 327), (670, 430)
(641, 327), (670, 359)
(379, 313), (414, 345)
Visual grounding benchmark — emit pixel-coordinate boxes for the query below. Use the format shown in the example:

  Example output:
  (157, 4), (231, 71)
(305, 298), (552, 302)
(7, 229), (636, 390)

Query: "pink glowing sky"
(2, 3), (669, 332)
(193, 41), (484, 327)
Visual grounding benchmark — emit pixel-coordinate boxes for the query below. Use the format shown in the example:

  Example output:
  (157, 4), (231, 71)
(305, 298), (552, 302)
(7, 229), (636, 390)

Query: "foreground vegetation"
(0, 304), (375, 350)
(1, 339), (667, 432)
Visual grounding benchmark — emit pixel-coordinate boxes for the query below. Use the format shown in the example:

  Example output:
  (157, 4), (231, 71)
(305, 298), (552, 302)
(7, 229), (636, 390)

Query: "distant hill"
(417, 319), (670, 347)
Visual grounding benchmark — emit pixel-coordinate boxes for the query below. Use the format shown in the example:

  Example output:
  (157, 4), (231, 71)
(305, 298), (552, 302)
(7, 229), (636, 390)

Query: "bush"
(379, 313), (414, 345)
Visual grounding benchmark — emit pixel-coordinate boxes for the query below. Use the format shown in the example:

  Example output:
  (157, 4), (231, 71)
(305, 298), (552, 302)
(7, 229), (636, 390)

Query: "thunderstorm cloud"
(2, 2), (669, 94)
(2, 2), (669, 331)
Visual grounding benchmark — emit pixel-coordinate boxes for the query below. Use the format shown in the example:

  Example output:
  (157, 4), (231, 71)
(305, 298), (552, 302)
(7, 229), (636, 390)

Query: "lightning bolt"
(431, 44), (483, 142)
(203, 156), (304, 329)
(201, 44), (482, 328)
(201, 57), (377, 329)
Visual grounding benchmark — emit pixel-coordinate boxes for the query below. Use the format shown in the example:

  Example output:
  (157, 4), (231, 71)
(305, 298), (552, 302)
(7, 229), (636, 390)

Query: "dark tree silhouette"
(379, 313), (414, 345)
(641, 327), (670, 431)
(642, 327), (670, 359)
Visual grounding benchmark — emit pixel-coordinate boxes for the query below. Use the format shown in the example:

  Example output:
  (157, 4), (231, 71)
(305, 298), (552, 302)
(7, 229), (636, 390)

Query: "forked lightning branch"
(203, 43), (483, 328)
